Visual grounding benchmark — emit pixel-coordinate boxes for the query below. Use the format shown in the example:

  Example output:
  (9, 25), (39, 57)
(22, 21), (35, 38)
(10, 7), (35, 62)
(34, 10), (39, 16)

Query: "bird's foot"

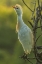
(19, 53), (28, 61)
(19, 53), (34, 64)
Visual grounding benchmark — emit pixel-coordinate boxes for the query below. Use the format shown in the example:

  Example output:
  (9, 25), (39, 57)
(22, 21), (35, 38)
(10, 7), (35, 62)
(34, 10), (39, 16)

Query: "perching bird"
(13, 4), (34, 54)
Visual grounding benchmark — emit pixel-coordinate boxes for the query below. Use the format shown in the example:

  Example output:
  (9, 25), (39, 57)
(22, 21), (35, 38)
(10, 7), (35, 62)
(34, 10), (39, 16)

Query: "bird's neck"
(17, 15), (23, 22)
(17, 15), (24, 27)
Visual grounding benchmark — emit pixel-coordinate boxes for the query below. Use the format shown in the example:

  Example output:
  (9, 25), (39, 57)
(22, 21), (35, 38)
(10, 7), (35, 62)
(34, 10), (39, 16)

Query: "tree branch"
(28, 21), (33, 27)
(22, 0), (33, 12)
(27, 59), (33, 64)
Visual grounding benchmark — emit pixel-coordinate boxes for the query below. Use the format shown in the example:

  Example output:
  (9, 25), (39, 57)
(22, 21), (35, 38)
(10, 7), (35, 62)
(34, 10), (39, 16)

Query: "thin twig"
(31, 1), (36, 13)
(31, 1), (36, 22)
(22, 0), (33, 12)
(27, 58), (33, 64)
(36, 33), (42, 43)
(36, 26), (42, 29)
(37, 46), (42, 49)
(28, 21), (33, 27)
(33, 1), (36, 12)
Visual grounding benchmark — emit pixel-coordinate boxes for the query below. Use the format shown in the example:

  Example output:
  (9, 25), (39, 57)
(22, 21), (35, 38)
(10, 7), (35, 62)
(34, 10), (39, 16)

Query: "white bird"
(13, 4), (34, 54)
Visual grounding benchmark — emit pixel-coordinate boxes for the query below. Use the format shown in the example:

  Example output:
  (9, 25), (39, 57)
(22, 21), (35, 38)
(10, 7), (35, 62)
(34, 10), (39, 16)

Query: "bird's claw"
(19, 53), (33, 64)
(19, 53), (28, 61)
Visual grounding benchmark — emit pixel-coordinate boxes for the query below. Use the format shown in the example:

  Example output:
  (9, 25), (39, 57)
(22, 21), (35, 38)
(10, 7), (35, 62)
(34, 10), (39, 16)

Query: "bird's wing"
(29, 30), (34, 48)
(18, 24), (34, 54)
(16, 21), (20, 33)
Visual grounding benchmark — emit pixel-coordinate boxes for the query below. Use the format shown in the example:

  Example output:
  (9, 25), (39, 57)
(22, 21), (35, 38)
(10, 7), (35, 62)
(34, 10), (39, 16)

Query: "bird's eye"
(16, 7), (18, 9)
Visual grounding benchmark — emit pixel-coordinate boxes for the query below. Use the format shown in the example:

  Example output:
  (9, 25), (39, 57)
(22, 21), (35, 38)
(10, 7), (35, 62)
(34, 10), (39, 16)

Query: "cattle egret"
(13, 4), (34, 54)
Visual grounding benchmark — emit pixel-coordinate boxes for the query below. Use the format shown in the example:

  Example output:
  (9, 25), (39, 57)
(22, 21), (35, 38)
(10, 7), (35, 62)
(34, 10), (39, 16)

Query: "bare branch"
(28, 21), (33, 27)
(31, 1), (36, 13)
(27, 59), (33, 64)
(36, 33), (42, 43)
(37, 46), (42, 49)
(22, 0), (33, 12)
(36, 26), (42, 29)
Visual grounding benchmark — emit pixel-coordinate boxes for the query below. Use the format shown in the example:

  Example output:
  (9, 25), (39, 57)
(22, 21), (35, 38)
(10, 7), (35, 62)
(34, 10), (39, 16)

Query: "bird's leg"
(19, 53), (34, 64)
(19, 53), (28, 61)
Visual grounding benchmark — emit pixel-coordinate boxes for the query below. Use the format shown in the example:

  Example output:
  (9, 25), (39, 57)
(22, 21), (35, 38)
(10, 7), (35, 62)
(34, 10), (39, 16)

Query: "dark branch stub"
(37, 46), (42, 49)
(36, 26), (42, 29)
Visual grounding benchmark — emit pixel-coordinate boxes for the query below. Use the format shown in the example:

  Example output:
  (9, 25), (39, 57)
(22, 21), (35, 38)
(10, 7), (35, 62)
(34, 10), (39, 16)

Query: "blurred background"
(0, 0), (42, 64)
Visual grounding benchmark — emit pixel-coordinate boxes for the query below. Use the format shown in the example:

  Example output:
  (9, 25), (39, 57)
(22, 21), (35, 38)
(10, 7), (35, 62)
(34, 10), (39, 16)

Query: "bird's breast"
(18, 25), (30, 42)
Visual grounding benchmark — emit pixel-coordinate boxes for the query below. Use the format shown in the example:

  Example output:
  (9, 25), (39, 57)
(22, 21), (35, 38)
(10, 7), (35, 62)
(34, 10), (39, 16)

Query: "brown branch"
(22, 0), (33, 12)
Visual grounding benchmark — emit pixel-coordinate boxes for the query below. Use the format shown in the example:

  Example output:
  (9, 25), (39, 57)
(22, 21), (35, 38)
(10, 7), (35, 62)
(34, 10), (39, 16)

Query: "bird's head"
(12, 4), (23, 16)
